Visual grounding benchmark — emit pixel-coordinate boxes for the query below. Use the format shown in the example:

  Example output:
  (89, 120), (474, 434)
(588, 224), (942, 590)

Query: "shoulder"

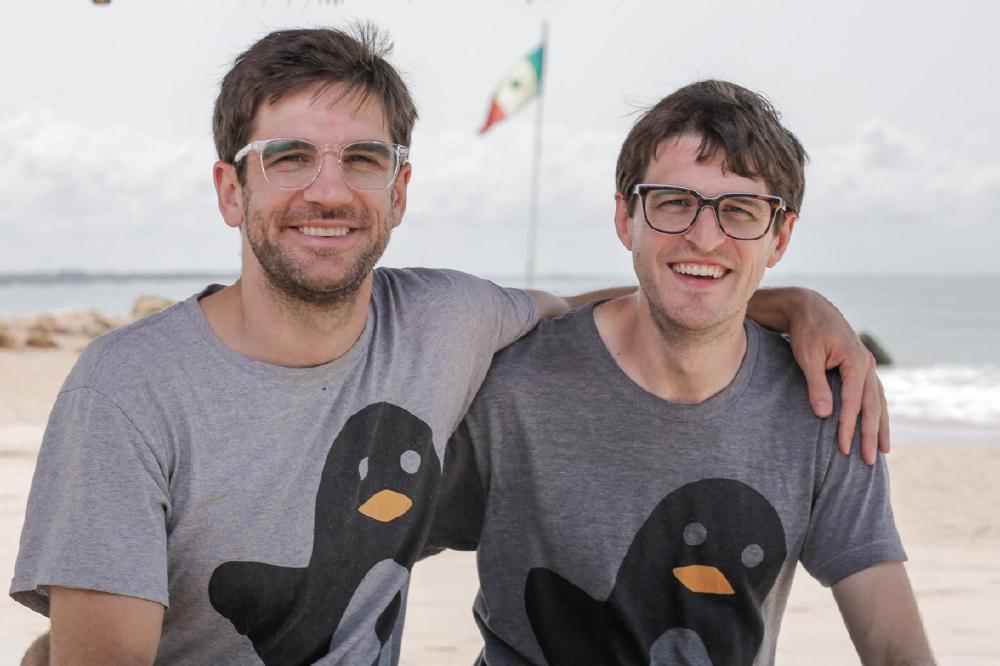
(371, 267), (535, 331)
(481, 306), (594, 383)
(748, 319), (843, 394)
(372, 267), (522, 301)
(744, 320), (845, 433)
(62, 297), (199, 395)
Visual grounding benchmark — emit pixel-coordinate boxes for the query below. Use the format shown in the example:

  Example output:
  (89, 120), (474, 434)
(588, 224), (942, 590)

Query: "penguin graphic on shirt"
(209, 402), (439, 666)
(525, 478), (787, 666)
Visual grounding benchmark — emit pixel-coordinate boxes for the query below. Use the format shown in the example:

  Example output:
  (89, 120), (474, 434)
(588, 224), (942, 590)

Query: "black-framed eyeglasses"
(631, 184), (788, 241)
(233, 138), (409, 191)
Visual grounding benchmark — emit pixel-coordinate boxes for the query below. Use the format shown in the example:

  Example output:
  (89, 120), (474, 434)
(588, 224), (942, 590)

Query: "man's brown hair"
(615, 80), (807, 223)
(213, 24), (418, 182)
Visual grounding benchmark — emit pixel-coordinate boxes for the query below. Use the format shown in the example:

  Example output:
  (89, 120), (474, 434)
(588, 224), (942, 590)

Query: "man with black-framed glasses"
(11, 27), (893, 664)
(430, 79), (934, 665)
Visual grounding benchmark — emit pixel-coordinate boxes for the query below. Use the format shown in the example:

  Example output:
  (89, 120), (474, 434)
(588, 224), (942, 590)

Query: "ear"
(614, 192), (635, 251)
(214, 161), (245, 229)
(766, 211), (797, 268)
(389, 162), (412, 229)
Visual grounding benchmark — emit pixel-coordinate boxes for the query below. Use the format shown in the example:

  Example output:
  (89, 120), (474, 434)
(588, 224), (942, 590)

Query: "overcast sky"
(2, 0), (998, 277)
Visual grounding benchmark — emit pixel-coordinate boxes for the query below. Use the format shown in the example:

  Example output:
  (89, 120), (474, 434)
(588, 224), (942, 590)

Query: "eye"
(741, 544), (764, 568)
(722, 197), (768, 220)
(649, 194), (693, 209)
(723, 208), (754, 220)
(341, 143), (392, 170)
(358, 457), (369, 480)
(262, 145), (316, 170)
(683, 522), (707, 546)
(275, 151), (310, 164)
(343, 153), (381, 166)
(400, 450), (421, 474)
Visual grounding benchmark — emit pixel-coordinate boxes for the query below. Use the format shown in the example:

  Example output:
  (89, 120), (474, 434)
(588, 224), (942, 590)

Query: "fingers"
(837, 354), (868, 458)
(857, 361), (882, 465)
(797, 346), (834, 419)
(877, 374), (891, 455)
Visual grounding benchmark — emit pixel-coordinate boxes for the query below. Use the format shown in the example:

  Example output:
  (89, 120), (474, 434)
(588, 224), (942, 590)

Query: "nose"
(302, 150), (353, 206)
(684, 204), (728, 252)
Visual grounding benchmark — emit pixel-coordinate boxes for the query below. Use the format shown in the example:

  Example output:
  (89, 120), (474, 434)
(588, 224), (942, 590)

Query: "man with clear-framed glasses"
(430, 80), (934, 664)
(11, 26), (892, 664)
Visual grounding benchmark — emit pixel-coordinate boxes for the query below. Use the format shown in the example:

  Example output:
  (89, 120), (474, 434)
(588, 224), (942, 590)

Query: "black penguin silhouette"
(209, 402), (439, 665)
(525, 478), (787, 665)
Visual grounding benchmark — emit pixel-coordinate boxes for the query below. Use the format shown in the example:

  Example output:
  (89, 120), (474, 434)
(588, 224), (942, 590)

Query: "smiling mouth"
(297, 226), (351, 238)
(670, 262), (728, 280)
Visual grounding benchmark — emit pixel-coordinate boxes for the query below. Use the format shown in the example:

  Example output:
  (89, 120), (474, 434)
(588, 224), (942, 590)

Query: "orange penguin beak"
(358, 489), (413, 523)
(673, 565), (735, 595)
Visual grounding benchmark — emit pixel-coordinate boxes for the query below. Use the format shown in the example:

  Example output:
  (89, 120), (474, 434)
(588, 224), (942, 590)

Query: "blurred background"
(2, 0), (998, 436)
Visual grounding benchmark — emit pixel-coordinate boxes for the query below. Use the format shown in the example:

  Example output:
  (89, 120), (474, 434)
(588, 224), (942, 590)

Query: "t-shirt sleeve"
(433, 269), (539, 353)
(798, 409), (906, 587)
(489, 283), (539, 351)
(9, 386), (171, 615)
(425, 420), (487, 555)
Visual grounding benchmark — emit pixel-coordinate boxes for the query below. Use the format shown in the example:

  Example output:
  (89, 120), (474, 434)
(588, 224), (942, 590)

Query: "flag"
(479, 45), (544, 134)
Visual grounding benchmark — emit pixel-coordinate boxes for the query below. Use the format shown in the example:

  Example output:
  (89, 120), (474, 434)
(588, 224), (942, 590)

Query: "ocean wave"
(881, 364), (1000, 426)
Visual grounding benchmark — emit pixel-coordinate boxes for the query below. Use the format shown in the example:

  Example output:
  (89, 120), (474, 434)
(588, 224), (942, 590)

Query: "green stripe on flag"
(527, 45), (544, 83)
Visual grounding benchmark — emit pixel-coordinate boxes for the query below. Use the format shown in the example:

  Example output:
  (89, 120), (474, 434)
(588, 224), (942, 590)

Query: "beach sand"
(1, 348), (997, 664)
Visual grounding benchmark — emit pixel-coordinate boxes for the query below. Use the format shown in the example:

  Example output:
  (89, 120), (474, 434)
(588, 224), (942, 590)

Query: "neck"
(200, 271), (372, 368)
(594, 293), (747, 403)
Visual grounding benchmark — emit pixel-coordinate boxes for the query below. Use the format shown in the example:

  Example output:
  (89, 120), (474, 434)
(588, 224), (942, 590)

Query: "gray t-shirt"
(11, 267), (538, 665)
(429, 304), (904, 666)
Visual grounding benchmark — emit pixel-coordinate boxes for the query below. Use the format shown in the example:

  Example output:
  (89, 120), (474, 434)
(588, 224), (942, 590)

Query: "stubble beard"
(634, 250), (739, 347)
(243, 190), (393, 312)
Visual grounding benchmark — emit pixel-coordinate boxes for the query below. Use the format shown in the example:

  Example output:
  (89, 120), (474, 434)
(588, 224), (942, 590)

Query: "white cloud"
(807, 118), (1000, 227)
(774, 118), (1000, 275)
(0, 105), (233, 272)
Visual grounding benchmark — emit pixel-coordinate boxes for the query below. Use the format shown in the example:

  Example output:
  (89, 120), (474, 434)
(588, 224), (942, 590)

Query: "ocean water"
(0, 274), (236, 319)
(1, 272), (998, 438)
(759, 274), (1000, 439)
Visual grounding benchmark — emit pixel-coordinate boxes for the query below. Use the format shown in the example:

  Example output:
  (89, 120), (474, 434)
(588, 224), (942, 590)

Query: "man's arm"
(526, 286), (636, 320)
(747, 286), (888, 465)
(832, 562), (935, 665)
(49, 586), (163, 665)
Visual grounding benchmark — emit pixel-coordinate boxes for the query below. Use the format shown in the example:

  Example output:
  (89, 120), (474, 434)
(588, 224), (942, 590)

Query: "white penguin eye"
(741, 544), (764, 568)
(358, 457), (369, 480)
(683, 522), (707, 546)
(400, 449), (421, 474)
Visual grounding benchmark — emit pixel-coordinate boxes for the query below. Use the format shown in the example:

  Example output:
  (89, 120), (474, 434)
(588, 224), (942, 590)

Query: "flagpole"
(525, 21), (547, 289)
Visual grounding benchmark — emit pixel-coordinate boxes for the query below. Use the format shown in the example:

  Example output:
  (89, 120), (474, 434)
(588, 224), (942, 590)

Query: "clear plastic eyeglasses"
(233, 138), (409, 191)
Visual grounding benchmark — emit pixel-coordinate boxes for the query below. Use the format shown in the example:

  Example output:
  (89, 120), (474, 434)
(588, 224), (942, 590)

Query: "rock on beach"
(0, 295), (176, 351)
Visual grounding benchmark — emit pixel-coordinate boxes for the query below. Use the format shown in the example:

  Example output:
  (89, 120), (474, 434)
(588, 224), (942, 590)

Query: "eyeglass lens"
(259, 139), (399, 190)
(644, 189), (774, 240)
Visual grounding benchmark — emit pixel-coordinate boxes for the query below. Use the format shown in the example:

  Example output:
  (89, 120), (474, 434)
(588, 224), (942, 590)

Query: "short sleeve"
(799, 411), (906, 587)
(450, 272), (539, 353)
(9, 387), (171, 615)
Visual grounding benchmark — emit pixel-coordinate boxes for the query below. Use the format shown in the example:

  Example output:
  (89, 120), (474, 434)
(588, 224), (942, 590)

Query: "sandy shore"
(2, 348), (998, 664)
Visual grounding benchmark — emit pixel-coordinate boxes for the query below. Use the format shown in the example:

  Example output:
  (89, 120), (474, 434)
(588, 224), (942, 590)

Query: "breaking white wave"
(881, 365), (1000, 427)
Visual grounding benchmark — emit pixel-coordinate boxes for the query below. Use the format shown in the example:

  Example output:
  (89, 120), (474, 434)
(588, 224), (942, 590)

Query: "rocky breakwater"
(0, 295), (176, 351)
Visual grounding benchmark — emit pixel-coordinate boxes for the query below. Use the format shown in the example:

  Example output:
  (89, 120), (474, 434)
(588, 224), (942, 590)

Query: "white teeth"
(299, 226), (349, 237)
(672, 263), (725, 279)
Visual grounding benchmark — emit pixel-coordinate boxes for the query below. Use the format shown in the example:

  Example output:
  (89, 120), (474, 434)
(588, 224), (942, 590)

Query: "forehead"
(645, 134), (767, 196)
(251, 82), (391, 142)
